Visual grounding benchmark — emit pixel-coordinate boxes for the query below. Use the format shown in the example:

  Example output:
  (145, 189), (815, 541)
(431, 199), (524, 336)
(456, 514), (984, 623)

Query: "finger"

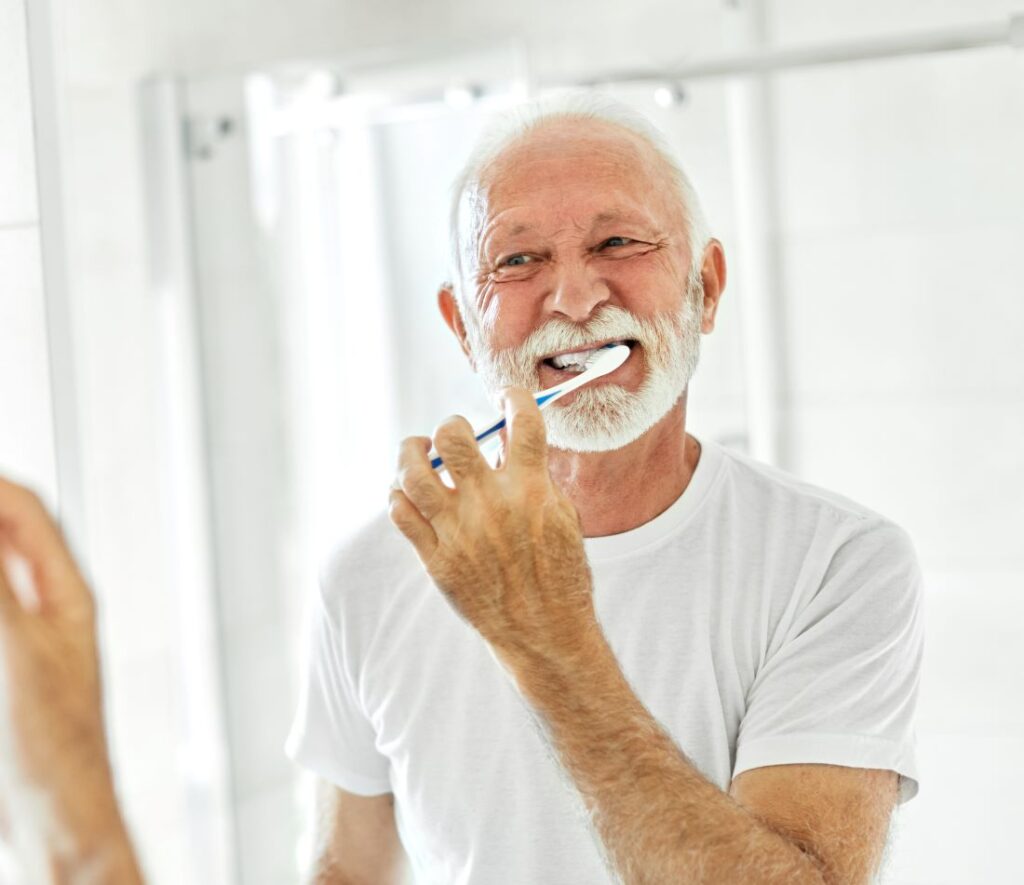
(396, 436), (450, 521)
(432, 415), (489, 486)
(388, 487), (438, 562)
(0, 477), (83, 597)
(0, 535), (40, 617)
(501, 388), (548, 472)
(0, 538), (21, 620)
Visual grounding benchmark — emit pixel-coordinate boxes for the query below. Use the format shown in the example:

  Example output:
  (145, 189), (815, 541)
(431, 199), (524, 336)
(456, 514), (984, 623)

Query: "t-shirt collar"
(581, 432), (724, 562)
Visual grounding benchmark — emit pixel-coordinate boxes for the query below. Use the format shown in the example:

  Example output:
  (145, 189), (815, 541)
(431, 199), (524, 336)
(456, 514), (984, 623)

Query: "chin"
(545, 395), (657, 452)
(545, 383), (688, 453)
(546, 426), (647, 454)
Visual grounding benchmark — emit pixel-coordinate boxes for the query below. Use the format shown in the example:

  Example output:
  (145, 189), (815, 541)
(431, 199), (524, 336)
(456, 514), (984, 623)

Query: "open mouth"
(540, 339), (638, 374)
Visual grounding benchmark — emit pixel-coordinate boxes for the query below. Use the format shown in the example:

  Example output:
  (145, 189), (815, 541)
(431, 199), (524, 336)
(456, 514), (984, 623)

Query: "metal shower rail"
(553, 14), (1024, 88)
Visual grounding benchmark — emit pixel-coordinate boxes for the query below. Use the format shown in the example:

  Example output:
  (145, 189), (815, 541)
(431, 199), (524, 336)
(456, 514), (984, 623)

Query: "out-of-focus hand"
(0, 476), (143, 883)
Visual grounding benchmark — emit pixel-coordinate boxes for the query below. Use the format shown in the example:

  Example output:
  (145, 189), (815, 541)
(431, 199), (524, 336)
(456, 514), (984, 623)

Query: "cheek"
(477, 284), (545, 350)
(605, 253), (687, 311)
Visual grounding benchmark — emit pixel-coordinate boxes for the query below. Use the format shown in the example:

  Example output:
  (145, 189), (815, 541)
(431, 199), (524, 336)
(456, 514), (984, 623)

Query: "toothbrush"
(430, 342), (631, 471)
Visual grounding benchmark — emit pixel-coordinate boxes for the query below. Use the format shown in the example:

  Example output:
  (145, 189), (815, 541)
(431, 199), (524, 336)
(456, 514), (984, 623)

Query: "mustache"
(497, 306), (653, 364)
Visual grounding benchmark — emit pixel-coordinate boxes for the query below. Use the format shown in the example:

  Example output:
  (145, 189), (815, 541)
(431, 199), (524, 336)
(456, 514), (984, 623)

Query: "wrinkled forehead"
(484, 121), (662, 202)
(456, 120), (685, 268)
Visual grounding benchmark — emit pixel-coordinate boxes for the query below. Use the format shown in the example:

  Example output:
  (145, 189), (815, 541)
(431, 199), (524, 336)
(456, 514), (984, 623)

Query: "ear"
(697, 239), (727, 334)
(438, 284), (476, 370)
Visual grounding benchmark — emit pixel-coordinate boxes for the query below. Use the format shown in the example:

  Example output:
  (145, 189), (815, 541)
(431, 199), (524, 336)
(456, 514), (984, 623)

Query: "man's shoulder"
(711, 438), (894, 529)
(702, 442), (922, 626)
(708, 438), (919, 572)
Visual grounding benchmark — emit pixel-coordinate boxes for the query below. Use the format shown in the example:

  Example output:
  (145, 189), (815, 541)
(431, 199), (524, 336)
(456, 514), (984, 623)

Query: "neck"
(545, 393), (700, 537)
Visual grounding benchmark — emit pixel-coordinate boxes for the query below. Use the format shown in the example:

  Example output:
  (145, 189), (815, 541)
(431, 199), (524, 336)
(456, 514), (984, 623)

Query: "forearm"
(506, 635), (827, 885)
(46, 771), (145, 885)
(50, 822), (145, 885)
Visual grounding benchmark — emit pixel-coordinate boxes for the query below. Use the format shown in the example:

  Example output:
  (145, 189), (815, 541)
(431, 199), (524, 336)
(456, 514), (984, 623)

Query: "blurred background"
(2, 0), (1023, 882)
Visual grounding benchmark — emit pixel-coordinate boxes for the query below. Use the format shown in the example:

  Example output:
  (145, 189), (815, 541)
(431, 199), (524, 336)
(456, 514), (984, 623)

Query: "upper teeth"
(551, 349), (598, 369)
(550, 341), (627, 369)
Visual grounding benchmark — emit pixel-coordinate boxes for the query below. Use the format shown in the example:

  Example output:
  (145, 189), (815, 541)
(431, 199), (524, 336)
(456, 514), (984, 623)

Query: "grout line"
(0, 220), (39, 233)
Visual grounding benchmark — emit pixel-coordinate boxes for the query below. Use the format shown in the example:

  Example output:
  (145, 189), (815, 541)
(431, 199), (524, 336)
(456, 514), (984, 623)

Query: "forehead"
(472, 119), (682, 237)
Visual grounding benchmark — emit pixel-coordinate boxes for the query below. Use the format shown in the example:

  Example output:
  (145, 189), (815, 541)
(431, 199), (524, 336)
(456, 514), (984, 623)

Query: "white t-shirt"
(286, 433), (924, 884)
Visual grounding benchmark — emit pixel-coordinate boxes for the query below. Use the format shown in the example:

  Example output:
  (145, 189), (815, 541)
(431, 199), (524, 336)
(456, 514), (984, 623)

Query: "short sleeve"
(285, 586), (392, 796)
(734, 518), (925, 804)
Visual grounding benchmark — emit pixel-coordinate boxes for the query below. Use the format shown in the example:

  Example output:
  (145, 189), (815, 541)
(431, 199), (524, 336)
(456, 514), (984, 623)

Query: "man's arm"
(730, 764), (898, 885)
(307, 781), (408, 884)
(507, 633), (896, 885)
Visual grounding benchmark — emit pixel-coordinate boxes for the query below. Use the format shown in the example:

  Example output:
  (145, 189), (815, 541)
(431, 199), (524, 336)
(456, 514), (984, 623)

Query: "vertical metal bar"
(22, 0), (85, 545)
(722, 0), (790, 467)
(138, 75), (238, 885)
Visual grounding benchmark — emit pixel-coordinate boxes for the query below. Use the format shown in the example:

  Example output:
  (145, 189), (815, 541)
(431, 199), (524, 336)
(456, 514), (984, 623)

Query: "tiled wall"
(0, 0), (57, 502)
(766, 35), (1024, 885)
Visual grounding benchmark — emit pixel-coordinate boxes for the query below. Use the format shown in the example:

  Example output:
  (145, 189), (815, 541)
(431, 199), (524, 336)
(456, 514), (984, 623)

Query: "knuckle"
(16, 483), (43, 512)
(440, 434), (477, 461)
(388, 494), (410, 525)
(433, 418), (467, 446)
(435, 418), (481, 465)
(396, 466), (418, 494)
(406, 473), (443, 508)
(397, 436), (430, 465)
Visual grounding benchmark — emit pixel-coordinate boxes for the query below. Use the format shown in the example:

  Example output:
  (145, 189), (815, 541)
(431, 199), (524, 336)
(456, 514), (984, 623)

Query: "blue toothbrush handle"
(431, 388), (563, 470)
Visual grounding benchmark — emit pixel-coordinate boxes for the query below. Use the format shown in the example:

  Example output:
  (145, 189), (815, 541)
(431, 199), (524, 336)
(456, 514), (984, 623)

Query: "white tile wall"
(235, 783), (305, 885)
(915, 570), (1024, 737)
(769, 0), (1020, 46)
(889, 570), (1023, 882)
(781, 226), (1024, 400)
(221, 615), (296, 798)
(56, 79), (195, 885)
(119, 790), (191, 885)
(787, 399), (1024, 570)
(0, 0), (38, 228)
(0, 229), (58, 500)
(105, 652), (182, 797)
(60, 0), (157, 91)
(884, 734), (1024, 884)
(774, 50), (1024, 235)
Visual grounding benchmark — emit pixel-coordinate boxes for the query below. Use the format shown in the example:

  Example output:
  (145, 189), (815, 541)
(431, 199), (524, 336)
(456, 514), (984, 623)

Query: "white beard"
(465, 274), (704, 453)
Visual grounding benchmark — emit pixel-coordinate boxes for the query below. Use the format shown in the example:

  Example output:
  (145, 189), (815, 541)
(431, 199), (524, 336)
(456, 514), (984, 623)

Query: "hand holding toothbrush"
(389, 386), (607, 672)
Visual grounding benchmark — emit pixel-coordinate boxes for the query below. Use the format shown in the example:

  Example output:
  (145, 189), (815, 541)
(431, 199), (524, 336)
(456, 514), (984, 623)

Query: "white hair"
(447, 89), (711, 300)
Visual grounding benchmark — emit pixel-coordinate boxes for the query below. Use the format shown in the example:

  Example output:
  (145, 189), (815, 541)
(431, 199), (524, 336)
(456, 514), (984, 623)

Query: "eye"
(504, 254), (533, 267)
(601, 236), (633, 249)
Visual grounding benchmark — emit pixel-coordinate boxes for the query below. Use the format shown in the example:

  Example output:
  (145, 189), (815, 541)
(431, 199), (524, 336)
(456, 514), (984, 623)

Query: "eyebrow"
(591, 210), (653, 227)
(500, 211), (654, 237)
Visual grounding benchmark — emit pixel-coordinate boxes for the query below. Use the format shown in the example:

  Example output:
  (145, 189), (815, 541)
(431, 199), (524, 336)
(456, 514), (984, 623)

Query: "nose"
(544, 261), (611, 323)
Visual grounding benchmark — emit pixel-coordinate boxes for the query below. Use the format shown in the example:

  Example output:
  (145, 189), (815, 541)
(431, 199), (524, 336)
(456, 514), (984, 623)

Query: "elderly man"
(286, 93), (923, 884)
(0, 93), (921, 884)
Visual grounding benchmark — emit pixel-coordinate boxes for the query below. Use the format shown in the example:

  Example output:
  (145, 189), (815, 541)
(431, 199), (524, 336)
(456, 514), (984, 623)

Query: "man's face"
(456, 120), (705, 452)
